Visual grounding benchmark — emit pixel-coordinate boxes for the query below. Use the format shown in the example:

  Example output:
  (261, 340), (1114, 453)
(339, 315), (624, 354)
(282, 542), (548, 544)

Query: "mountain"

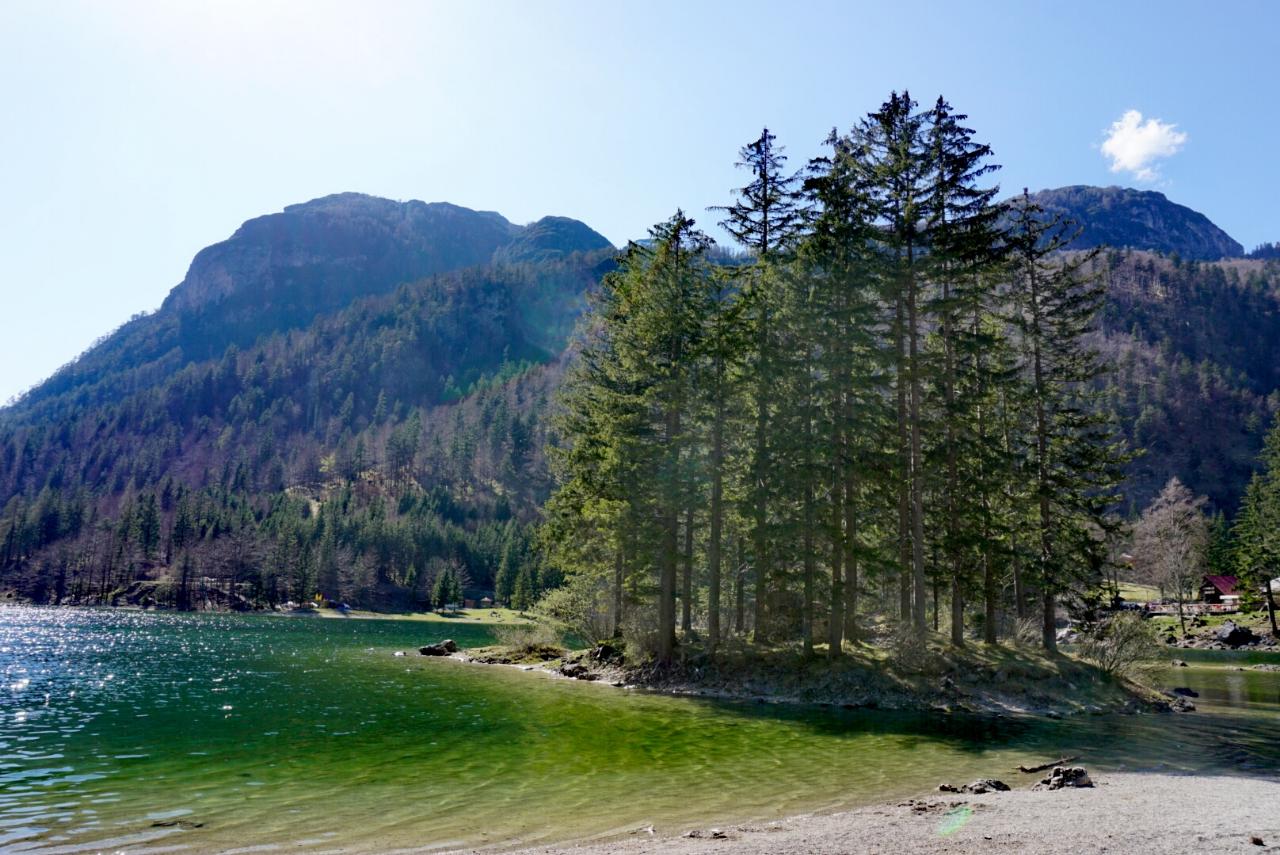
(0, 194), (613, 610)
(2, 188), (1276, 611)
(165, 194), (521, 315)
(13, 194), (610, 413)
(1023, 185), (1245, 260)
(1094, 252), (1280, 512)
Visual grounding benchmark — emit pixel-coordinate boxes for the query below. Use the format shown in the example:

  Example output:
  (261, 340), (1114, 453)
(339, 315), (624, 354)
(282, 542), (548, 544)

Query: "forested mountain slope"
(14, 193), (611, 415)
(1, 187), (1276, 610)
(1095, 251), (1280, 511)
(0, 195), (611, 608)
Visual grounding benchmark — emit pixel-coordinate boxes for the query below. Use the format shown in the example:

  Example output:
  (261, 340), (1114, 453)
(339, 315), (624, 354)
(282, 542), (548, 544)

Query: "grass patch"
(464, 623), (568, 665)
(1114, 581), (1160, 603)
(314, 606), (534, 625)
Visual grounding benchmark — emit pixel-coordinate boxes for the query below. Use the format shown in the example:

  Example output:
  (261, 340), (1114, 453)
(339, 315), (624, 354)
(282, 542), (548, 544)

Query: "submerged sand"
(480, 773), (1280, 855)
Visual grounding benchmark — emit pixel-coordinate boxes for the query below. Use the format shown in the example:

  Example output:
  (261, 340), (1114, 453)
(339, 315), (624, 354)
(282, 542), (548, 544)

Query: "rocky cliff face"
(157, 192), (612, 357)
(164, 193), (612, 315)
(1022, 185), (1244, 260)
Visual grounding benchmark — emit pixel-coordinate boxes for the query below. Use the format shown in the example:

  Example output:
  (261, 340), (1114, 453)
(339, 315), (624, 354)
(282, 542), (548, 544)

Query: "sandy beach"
(484, 773), (1280, 855)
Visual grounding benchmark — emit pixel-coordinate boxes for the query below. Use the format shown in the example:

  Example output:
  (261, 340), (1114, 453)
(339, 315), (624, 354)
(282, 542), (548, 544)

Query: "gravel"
(481, 773), (1280, 855)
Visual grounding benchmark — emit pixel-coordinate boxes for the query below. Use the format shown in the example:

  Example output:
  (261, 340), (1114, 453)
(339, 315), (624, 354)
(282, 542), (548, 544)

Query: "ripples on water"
(1, 605), (1277, 853)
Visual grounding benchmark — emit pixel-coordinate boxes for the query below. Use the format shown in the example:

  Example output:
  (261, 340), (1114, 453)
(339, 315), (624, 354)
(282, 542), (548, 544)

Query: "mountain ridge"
(162, 191), (611, 325)
(7, 194), (611, 417)
(2, 186), (1277, 610)
(1021, 184), (1244, 260)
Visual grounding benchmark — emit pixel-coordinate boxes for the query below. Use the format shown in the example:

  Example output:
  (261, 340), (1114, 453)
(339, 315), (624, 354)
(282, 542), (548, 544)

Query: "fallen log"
(1018, 756), (1079, 774)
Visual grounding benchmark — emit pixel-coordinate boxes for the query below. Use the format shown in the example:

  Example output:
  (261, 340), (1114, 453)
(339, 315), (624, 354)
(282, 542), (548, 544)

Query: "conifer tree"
(547, 212), (715, 662)
(922, 96), (1004, 645)
(714, 128), (804, 641)
(694, 266), (746, 653)
(799, 131), (883, 655)
(1232, 417), (1280, 637)
(850, 91), (932, 633)
(1005, 192), (1125, 650)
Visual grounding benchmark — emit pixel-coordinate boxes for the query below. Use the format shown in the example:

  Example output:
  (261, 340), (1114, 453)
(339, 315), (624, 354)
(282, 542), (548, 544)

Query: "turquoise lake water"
(2, 606), (1277, 852)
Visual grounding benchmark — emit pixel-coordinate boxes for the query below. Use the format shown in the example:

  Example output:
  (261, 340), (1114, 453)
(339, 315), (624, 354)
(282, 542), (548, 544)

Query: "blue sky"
(2, 0), (1277, 402)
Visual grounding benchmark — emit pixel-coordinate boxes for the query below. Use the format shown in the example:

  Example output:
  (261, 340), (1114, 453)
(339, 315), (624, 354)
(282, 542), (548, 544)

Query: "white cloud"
(1101, 110), (1188, 182)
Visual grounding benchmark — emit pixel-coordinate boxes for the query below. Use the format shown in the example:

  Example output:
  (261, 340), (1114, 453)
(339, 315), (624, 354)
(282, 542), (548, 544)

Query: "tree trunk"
(753, 538), (767, 643)
(950, 573), (964, 646)
(708, 394), (724, 654)
(613, 543), (624, 638)
(943, 276), (961, 647)
(682, 506), (694, 634)
(982, 550), (997, 645)
(801, 369), (816, 658)
(896, 287), (912, 624)
(657, 406), (680, 664)
(753, 300), (771, 644)
(827, 424), (844, 659)
(844, 477), (859, 644)
(1265, 581), (1279, 638)
(802, 480), (815, 658)
(1030, 266), (1055, 653)
(907, 263), (927, 635)
(734, 538), (745, 635)
(1041, 587), (1057, 652)
(1012, 540), (1027, 620)
(932, 576), (940, 631)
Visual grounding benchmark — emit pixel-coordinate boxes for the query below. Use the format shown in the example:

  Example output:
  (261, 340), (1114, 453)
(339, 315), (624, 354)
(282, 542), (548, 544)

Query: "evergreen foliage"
(545, 93), (1128, 657)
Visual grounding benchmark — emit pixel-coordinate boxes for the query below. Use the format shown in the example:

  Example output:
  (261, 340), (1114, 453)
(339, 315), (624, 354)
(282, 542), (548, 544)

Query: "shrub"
(1077, 612), (1161, 679)
(492, 621), (563, 654)
(533, 574), (613, 645)
(1012, 616), (1042, 647)
(886, 620), (940, 674)
(619, 605), (664, 663)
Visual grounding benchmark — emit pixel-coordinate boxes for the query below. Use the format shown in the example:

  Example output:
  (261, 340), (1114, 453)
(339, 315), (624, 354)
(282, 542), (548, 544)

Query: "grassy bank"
(459, 629), (1168, 716)
(311, 605), (533, 625)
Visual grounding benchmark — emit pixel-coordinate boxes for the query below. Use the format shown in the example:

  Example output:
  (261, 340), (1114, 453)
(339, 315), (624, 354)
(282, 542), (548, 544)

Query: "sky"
(2, 0), (1278, 402)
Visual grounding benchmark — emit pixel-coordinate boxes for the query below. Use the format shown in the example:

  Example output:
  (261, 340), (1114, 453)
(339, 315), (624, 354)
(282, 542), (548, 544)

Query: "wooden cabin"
(1200, 575), (1239, 605)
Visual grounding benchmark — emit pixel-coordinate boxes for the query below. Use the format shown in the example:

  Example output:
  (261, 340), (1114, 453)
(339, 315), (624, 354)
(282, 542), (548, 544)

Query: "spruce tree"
(850, 91), (932, 633)
(1232, 417), (1280, 637)
(922, 96), (1004, 645)
(546, 212), (715, 663)
(714, 128), (804, 642)
(799, 131), (883, 655)
(1004, 192), (1125, 651)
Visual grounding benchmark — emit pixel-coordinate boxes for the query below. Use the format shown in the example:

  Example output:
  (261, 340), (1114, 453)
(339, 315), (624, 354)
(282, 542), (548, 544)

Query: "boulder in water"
(419, 639), (458, 656)
(560, 662), (596, 679)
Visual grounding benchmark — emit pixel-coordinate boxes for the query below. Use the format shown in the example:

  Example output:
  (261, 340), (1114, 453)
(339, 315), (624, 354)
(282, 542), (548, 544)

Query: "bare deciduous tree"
(1133, 477), (1208, 636)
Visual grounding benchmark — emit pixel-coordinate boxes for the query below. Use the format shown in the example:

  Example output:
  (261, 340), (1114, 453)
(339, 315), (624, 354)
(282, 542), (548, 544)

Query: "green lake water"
(2, 606), (1278, 853)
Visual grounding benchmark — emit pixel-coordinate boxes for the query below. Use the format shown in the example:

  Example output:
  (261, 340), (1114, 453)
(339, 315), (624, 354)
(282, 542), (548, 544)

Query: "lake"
(2, 606), (1278, 853)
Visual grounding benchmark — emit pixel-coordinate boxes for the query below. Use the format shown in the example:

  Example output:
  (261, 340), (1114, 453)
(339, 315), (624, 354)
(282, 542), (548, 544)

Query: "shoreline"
(467, 772), (1280, 855)
(452, 640), (1179, 718)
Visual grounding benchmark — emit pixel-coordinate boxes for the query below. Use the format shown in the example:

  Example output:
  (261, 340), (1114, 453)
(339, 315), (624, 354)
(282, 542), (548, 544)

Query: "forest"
(3, 91), (1280, 659)
(546, 92), (1126, 661)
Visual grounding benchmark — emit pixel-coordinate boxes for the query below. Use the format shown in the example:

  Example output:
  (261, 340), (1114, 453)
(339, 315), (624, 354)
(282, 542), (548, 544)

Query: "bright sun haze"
(1, 0), (1277, 401)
